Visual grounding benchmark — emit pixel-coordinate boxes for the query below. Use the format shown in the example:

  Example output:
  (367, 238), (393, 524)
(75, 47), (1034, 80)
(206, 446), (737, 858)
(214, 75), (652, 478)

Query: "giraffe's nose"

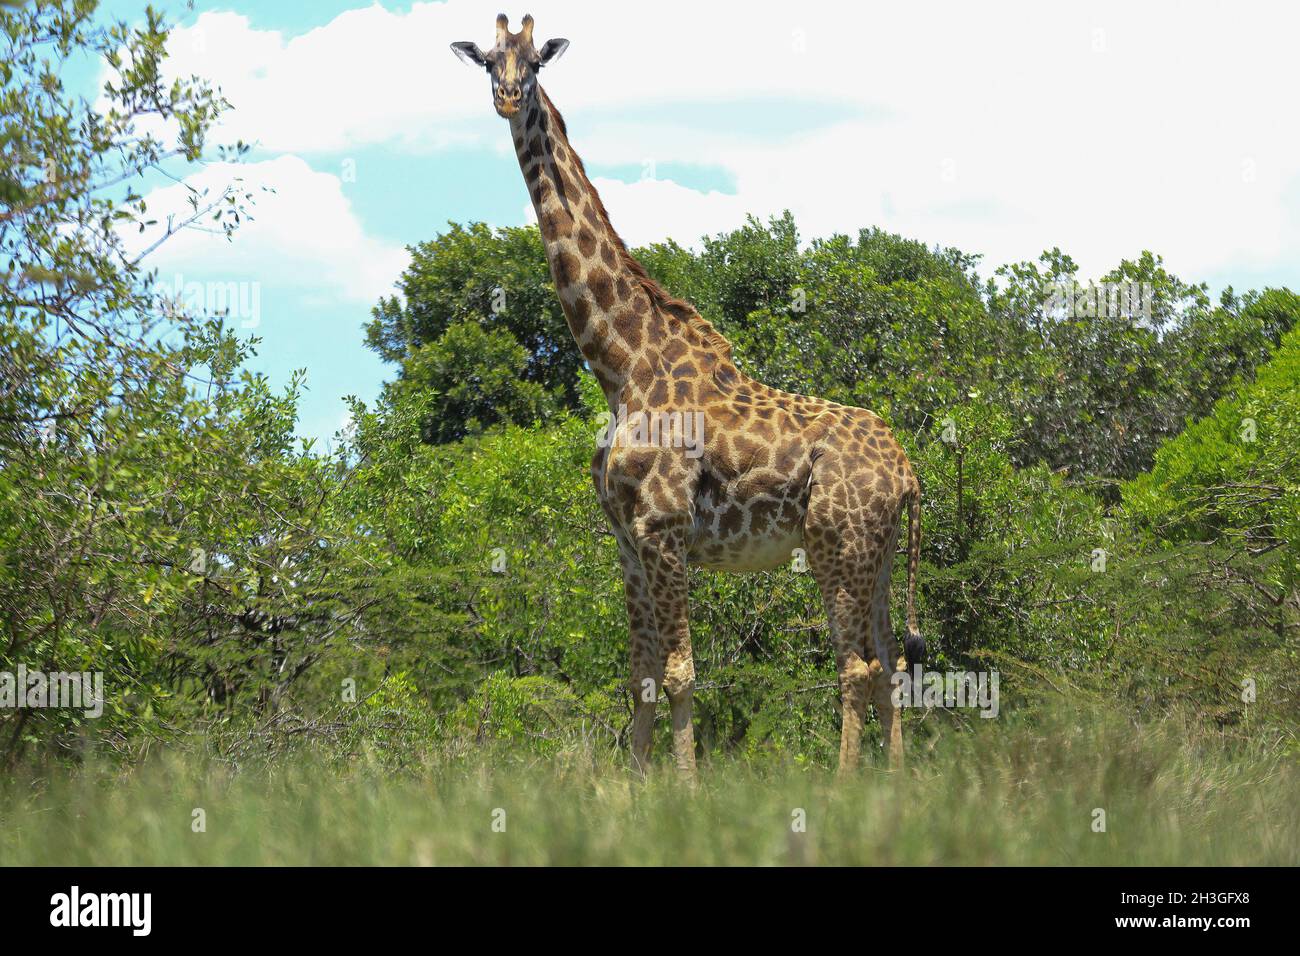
(495, 83), (522, 117)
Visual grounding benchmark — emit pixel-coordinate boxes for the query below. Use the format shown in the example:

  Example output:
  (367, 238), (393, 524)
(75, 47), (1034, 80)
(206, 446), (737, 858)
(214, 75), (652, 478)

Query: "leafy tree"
(366, 222), (580, 439)
(0, 0), (445, 763)
(390, 320), (560, 445)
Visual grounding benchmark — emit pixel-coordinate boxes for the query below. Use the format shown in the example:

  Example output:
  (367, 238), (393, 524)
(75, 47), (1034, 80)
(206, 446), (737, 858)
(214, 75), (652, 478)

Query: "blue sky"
(80, 0), (1300, 443)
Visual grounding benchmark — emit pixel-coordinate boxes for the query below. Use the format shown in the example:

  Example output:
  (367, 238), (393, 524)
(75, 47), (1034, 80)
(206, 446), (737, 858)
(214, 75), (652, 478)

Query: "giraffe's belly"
(687, 477), (811, 572)
(689, 523), (806, 571)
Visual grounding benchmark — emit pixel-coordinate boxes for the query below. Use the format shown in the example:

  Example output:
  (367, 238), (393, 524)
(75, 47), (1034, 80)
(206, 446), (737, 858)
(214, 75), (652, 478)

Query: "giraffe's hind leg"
(868, 512), (906, 770)
(805, 461), (893, 776)
(812, 570), (878, 775)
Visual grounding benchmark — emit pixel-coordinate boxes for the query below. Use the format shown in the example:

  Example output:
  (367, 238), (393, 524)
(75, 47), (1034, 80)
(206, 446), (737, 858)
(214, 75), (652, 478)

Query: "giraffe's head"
(451, 13), (569, 120)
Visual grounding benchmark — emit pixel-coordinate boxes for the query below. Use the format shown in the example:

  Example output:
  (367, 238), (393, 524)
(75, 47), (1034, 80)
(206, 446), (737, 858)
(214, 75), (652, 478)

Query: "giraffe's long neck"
(509, 90), (654, 403)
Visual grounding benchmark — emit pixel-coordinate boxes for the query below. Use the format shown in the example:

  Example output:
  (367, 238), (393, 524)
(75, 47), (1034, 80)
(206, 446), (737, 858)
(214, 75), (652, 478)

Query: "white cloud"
(155, 4), (497, 153)
(136, 0), (1300, 286)
(129, 155), (407, 304)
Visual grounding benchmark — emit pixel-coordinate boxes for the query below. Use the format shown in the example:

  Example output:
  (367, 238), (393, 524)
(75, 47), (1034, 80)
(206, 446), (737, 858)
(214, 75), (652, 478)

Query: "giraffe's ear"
(450, 41), (489, 68)
(537, 38), (569, 67)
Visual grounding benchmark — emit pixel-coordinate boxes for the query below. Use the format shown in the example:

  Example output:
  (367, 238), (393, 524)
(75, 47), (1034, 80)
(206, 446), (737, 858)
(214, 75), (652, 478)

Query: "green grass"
(2, 708), (1295, 865)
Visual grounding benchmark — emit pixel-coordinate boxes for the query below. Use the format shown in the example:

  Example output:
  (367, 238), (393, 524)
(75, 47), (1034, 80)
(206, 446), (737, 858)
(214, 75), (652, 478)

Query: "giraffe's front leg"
(615, 531), (660, 776)
(634, 516), (697, 780)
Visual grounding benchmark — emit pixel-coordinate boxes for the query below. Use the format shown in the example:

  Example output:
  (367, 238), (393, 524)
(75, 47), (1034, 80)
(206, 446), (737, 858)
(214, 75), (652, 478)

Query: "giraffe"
(451, 14), (926, 778)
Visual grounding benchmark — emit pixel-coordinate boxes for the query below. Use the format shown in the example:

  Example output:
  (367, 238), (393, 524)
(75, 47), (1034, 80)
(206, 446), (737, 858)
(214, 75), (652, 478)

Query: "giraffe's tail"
(902, 473), (926, 674)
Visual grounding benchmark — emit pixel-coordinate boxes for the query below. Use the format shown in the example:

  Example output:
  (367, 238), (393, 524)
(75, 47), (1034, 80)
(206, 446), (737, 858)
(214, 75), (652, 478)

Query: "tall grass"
(1, 707), (1295, 865)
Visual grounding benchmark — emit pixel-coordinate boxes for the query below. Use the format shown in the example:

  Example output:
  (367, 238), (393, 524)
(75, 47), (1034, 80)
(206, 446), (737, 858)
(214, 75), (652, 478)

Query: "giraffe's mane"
(539, 89), (735, 362)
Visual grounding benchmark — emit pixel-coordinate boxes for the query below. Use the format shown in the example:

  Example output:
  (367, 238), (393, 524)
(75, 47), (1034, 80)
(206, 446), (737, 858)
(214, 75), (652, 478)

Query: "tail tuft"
(904, 631), (926, 674)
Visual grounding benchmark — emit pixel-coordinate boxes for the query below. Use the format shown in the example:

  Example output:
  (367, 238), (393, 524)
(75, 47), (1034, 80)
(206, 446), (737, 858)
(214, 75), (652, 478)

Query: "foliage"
(393, 319), (561, 444)
(0, 0), (447, 765)
(365, 222), (580, 438)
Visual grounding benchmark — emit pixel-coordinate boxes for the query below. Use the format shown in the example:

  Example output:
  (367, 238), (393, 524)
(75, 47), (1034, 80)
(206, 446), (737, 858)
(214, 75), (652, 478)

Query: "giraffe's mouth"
(494, 99), (521, 119)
